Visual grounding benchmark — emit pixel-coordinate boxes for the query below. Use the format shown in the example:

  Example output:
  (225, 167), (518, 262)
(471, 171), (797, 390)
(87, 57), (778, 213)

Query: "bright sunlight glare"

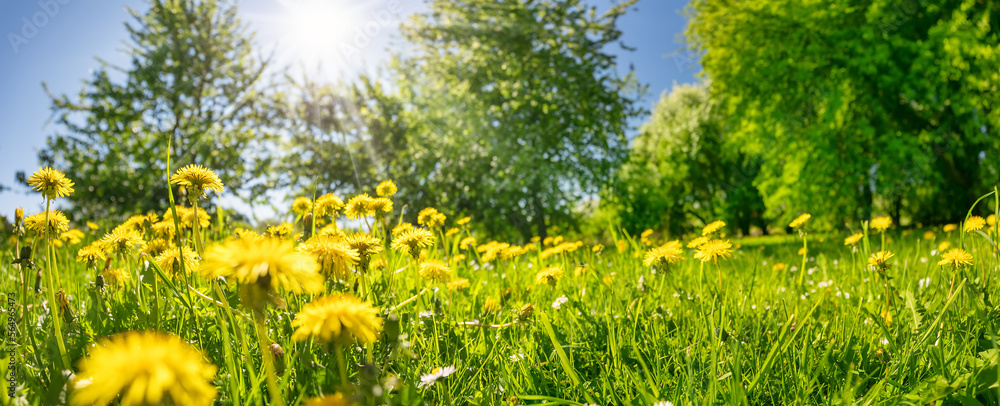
(266, 0), (375, 71)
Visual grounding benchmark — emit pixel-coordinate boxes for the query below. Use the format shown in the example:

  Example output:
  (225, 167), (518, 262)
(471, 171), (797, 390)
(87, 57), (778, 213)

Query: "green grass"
(2, 202), (1000, 405)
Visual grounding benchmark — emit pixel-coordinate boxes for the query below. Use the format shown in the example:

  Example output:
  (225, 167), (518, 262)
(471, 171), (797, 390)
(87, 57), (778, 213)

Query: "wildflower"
(71, 331), (217, 406)
(376, 180), (397, 197)
(868, 251), (894, 271)
(797, 247), (807, 256)
(535, 266), (565, 287)
(938, 241), (951, 251)
(291, 294), (381, 345)
(419, 260), (452, 283)
(702, 220), (726, 236)
(292, 197), (313, 216)
(552, 295), (569, 309)
(60, 229), (86, 245)
(369, 256), (388, 273)
(573, 265), (589, 277)
(694, 240), (733, 263)
(101, 267), (131, 288)
(789, 213), (811, 229)
(518, 304), (534, 320)
(964, 216), (986, 233)
(305, 393), (357, 406)
(457, 237), (476, 250)
(391, 228), (435, 257)
(86, 221), (99, 230)
(687, 236), (709, 249)
(27, 167), (74, 200)
(316, 193), (345, 218)
(417, 366), (456, 388)
(943, 224), (958, 232)
(938, 248), (973, 268)
(592, 244), (604, 254)
(456, 216), (471, 226)
(100, 225), (146, 257)
(234, 228), (263, 242)
(445, 227), (460, 237)
(923, 231), (936, 240)
(344, 233), (383, 259)
(448, 278), (470, 291)
(501, 245), (529, 261)
(772, 263), (787, 272)
(154, 246), (199, 276)
(643, 245), (684, 267)
(344, 194), (375, 219)
(298, 236), (360, 279)
(483, 296), (500, 313)
(201, 238), (323, 296)
(369, 197), (393, 215)
(450, 254), (466, 264)
(265, 223), (293, 239)
(169, 165), (224, 199)
(317, 223), (344, 238)
(392, 222), (414, 236)
(870, 216), (892, 232)
(844, 233), (864, 246)
(640, 229), (654, 242)
(988, 214), (997, 226)
(76, 244), (107, 268)
(141, 238), (171, 258)
(24, 211), (70, 235)
(417, 207), (446, 228)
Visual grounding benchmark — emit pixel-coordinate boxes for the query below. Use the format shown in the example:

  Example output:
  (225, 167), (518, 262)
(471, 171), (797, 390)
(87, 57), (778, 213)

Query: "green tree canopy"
(40, 0), (276, 219)
(393, 0), (644, 239)
(612, 82), (766, 237)
(686, 0), (1000, 228)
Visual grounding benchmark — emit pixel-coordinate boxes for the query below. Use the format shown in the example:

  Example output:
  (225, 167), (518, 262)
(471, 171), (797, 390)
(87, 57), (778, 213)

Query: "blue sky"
(0, 0), (697, 220)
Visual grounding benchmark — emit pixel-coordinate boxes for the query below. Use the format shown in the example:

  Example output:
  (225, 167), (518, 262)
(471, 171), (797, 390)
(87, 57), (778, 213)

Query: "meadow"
(2, 165), (1000, 406)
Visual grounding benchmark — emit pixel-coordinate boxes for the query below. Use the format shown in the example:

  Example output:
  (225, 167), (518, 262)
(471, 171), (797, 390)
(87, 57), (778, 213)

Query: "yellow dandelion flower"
(702, 220), (726, 236)
(60, 229), (86, 245)
(922, 231), (936, 240)
(447, 278), (470, 291)
(501, 245), (529, 261)
(376, 180), (397, 197)
(938, 241), (951, 252)
(987, 214), (997, 226)
(450, 254), (466, 264)
(456, 216), (471, 226)
(964, 216), (986, 233)
(298, 236), (360, 279)
(369, 256), (388, 273)
(344, 194), (375, 219)
(316, 193), (345, 218)
(868, 251), (894, 271)
(391, 228), (435, 257)
(459, 236), (477, 250)
(140, 238), (171, 258)
(201, 238), (323, 295)
(100, 225), (146, 256)
(305, 393), (358, 406)
(71, 331), (217, 406)
(86, 221), (100, 230)
(870, 216), (892, 232)
(169, 164), (224, 199)
(392, 222), (414, 236)
(592, 244), (604, 253)
(797, 247), (807, 256)
(76, 244), (107, 268)
(643, 245), (684, 267)
(789, 213), (811, 229)
(772, 263), (787, 272)
(265, 223), (294, 238)
(573, 264), (589, 277)
(417, 207), (446, 228)
(943, 223), (958, 232)
(369, 197), (393, 215)
(535, 266), (565, 287)
(292, 197), (313, 216)
(344, 233), (383, 259)
(844, 233), (864, 246)
(938, 248), (973, 268)
(154, 246), (199, 276)
(24, 210), (70, 235)
(640, 229), (654, 239)
(483, 296), (500, 313)
(27, 166), (74, 200)
(100, 267), (132, 288)
(234, 227), (263, 242)
(687, 236), (710, 249)
(291, 294), (382, 345)
(419, 260), (452, 283)
(317, 223), (345, 238)
(445, 227), (460, 237)
(694, 240), (733, 263)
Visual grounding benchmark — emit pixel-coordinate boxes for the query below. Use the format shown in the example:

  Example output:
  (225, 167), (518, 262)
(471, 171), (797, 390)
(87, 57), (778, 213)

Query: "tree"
(686, 0), (1000, 227)
(611, 82), (766, 237)
(393, 0), (644, 240)
(40, 0), (277, 219)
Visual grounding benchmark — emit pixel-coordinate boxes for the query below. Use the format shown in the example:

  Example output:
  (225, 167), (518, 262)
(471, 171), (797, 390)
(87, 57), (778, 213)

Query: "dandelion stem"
(389, 287), (430, 313)
(42, 199), (70, 371)
(255, 315), (284, 406)
(335, 343), (349, 389)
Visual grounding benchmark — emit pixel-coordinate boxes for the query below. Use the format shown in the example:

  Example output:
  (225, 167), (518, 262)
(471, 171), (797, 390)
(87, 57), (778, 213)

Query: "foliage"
(611, 82), (766, 237)
(38, 0), (277, 219)
(686, 0), (1000, 228)
(393, 0), (644, 240)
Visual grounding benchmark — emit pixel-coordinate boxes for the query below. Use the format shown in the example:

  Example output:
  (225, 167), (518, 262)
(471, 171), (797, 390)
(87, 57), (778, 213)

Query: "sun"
(258, 0), (374, 69)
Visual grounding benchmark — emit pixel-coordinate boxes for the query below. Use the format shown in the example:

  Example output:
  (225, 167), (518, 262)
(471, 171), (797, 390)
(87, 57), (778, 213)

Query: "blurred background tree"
(392, 0), (644, 240)
(38, 0), (277, 220)
(609, 82), (766, 237)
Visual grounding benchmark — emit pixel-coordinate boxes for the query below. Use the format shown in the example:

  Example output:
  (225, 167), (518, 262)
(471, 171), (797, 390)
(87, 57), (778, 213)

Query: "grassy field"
(2, 168), (1000, 405)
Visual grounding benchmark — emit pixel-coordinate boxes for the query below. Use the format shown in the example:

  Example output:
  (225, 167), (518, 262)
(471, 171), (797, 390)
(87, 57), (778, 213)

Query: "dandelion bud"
(95, 274), (105, 289)
(19, 246), (31, 261)
(14, 207), (23, 225)
(302, 213), (313, 238)
(34, 269), (43, 293)
(518, 303), (534, 321)
(269, 342), (286, 375)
